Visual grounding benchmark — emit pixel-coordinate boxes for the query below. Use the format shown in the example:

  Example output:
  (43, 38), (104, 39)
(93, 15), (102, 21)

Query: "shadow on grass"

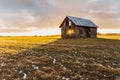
(0, 37), (120, 80)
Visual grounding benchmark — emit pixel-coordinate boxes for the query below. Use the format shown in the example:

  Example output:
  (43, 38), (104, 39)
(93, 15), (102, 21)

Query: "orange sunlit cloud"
(0, 0), (120, 36)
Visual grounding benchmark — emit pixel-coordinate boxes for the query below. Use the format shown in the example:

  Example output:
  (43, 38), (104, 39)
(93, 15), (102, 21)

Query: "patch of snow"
(80, 54), (83, 57)
(23, 73), (27, 79)
(56, 75), (60, 79)
(45, 53), (48, 55)
(15, 78), (20, 80)
(53, 58), (56, 64)
(82, 63), (86, 66)
(19, 70), (22, 73)
(104, 74), (107, 77)
(62, 60), (64, 62)
(99, 73), (102, 75)
(107, 65), (111, 68)
(104, 60), (109, 62)
(63, 67), (67, 70)
(11, 67), (15, 70)
(112, 63), (116, 65)
(8, 74), (11, 77)
(61, 64), (64, 67)
(73, 51), (77, 54)
(72, 51), (77, 53)
(1, 62), (6, 66)
(61, 64), (67, 70)
(76, 60), (79, 63)
(62, 77), (70, 80)
(99, 61), (103, 63)
(86, 78), (89, 80)
(89, 71), (93, 74)
(32, 65), (39, 70)
(49, 56), (52, 59)
(104, 56), (106, 58)
(18, 65), (20, 67)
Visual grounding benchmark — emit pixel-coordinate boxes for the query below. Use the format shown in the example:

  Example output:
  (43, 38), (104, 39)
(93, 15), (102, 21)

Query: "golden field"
(0, 34), (120, 80)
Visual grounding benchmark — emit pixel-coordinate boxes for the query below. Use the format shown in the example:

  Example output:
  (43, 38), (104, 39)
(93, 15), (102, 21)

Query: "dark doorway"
(86, 28), (90, 37)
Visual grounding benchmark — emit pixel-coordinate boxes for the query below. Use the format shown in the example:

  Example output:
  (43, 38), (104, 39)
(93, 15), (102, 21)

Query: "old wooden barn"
(59, 16), (98, 39)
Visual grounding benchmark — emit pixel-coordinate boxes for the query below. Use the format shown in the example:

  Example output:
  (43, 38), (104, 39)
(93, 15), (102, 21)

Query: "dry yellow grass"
(0, 34), (120, 80)
(0, 36), (60, 55)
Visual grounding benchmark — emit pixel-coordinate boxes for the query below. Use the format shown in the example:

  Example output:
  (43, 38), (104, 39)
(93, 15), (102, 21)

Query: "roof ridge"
(67, 16), (90, 21)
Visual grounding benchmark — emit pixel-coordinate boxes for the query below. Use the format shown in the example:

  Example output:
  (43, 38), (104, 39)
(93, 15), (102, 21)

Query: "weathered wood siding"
(90, 28), (97, 37)
(75, 26), (86, 37)
(61, 18), (77, 38)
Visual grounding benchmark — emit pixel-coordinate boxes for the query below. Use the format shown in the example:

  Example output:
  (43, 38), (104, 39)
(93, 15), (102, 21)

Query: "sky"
(0, 0), (120, 36)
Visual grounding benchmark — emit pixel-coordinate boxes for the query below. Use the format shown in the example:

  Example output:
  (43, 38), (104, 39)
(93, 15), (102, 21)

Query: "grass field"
(0, 35), (120, 80)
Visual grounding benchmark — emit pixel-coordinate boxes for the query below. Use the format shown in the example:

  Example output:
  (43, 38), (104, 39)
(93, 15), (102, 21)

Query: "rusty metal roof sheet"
(67, 16), (98, 27)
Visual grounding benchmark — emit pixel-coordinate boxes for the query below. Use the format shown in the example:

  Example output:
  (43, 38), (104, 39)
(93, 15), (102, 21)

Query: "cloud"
(0, 28), (30, 33)
(0, 0), (119, 33)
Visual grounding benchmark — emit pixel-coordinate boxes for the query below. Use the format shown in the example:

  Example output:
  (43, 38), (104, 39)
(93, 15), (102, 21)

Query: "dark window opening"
(69, 26), (71, 29)
(66, 21), (69, 26)
(86, 28), (91, 37)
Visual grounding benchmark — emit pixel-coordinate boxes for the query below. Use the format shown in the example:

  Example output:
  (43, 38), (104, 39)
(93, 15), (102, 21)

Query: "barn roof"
(67, 16), (98, 27)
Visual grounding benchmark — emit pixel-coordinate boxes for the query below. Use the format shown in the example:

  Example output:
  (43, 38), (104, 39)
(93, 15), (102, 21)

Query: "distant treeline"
(0, 35), (61, 37)
(97, 33), (120, 35)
